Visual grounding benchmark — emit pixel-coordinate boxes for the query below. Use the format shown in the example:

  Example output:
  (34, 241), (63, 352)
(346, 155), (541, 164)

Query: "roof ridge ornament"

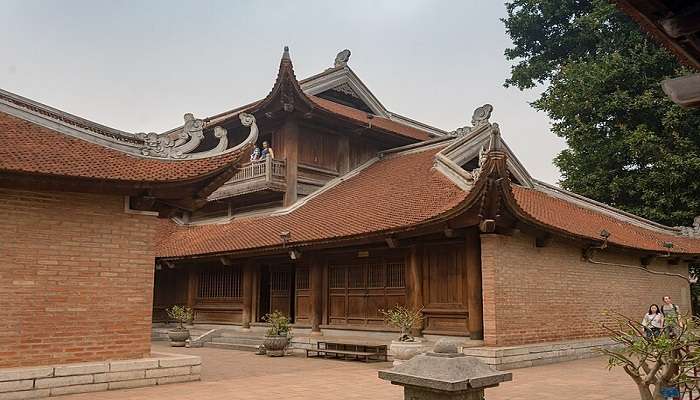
(334, 49), (351, 68)
(450, 104), (494, 136)
(138, 113), (232, 159)
(676, 216), (700, 238)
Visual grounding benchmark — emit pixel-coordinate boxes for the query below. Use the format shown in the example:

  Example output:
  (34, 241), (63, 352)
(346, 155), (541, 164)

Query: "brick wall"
(0, 189), (158, 367)
(481, 232), (691, 346)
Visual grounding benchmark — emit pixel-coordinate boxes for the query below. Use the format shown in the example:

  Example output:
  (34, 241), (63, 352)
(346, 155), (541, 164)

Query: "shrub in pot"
(380, 305), (424, 365)
(166, 305), (194, 347)
(263, 310), (292, 357)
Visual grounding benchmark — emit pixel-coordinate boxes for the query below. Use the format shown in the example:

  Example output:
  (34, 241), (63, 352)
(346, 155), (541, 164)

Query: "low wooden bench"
(305, 340), (388, 362)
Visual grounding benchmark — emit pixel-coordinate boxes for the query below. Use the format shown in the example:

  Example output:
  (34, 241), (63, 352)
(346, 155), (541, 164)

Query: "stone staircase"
(204, 331), (265, 352)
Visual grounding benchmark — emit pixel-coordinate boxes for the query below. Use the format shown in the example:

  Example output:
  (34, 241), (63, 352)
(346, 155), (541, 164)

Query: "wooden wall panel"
(421, 244), (470, 335)
(299, 129), (338, 171)
(349, 138), (378, 169)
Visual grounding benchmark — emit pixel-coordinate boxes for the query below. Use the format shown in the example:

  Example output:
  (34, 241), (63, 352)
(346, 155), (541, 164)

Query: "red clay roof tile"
(511, 186), (700, 253)
(157, 145), (465, 258)
(0, 112), (246, 183)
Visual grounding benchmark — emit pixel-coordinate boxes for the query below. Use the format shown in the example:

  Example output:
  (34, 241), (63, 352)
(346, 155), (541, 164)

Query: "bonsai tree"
(166, 305), (193, 331)
(263, 310), (291, 337)
(598, 311), (700, 400)
(380, 305), (423, 342)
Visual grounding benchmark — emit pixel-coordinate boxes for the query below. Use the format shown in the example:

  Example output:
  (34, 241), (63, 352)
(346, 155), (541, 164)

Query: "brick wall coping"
(0, 353), (201, 399)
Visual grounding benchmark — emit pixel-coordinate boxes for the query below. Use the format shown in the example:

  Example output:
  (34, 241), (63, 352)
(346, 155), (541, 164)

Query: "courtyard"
(56, 343), (637, 400)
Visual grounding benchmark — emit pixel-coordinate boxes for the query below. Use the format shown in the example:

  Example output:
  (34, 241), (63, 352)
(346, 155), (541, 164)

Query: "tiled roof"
(157, 145), (466, 258)
(309, 96), (431, 141)
(158, 144), (700, 258)
(511, 186), (700, 254)
(0, 112), (247, 183)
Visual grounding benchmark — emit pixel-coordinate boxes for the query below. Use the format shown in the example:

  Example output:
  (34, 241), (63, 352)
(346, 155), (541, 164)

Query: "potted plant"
(262, 310), (292, 357)
(166, 305), (193, 347)
(380, 305), (424, 365)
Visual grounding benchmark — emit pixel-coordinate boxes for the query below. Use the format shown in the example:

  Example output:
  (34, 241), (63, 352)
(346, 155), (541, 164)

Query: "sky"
(0, 0), (567, 184)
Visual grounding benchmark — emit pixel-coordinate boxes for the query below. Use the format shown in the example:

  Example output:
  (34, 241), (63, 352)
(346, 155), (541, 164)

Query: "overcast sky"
(1, 0), (567, 184)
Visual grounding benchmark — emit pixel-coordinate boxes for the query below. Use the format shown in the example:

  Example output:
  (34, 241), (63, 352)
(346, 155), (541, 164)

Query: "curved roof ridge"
(532, 179), (684, 235)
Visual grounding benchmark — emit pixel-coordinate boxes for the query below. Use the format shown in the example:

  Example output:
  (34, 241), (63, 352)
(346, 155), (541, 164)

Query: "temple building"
(1, 47), (699, 379)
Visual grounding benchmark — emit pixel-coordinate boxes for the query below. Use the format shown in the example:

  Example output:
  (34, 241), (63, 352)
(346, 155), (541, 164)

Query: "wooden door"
(269, 265), (292, 318)
(327, 259), (406, 326)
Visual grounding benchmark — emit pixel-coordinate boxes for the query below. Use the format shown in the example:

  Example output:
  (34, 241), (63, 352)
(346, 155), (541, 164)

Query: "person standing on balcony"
(261, 141), (275, 160)
(250, 146), (261, 162)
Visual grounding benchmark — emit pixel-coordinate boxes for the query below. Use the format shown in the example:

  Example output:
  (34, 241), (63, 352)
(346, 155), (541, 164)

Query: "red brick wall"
(0, 189), (158, 367)
(481, 233), (691, 346)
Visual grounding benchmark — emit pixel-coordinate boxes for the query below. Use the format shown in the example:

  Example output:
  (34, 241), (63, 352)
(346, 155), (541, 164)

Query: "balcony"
(209, 158), (287, 201)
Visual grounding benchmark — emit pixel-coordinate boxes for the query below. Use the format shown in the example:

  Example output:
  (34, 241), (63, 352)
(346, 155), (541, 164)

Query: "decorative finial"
(449, 104), (495, 137)
(282, 46), (290, 60)
(471, 104), (493, 127)
(334, 49), (351, 68)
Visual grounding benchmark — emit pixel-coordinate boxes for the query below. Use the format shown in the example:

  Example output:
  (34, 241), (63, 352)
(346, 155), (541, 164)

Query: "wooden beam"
(659, 11), (700, 39)
(385, 237), (399, 249)
(466, 229), (483, 340)
(535, 233), (553, 248)
(641, 255), (657, 267)
(479, 219), (496, 233)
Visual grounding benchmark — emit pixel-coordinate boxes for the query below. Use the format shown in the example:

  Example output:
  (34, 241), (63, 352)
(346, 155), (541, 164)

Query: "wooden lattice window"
(198, 267), (241, 298)
(368, 263), (385, 288)
(329, 266), (346, 289)
(348, 266), (365, 288)
(387, 262), (405, 288)
(271, 270), (290, 291)
(296, 268), (310, 290)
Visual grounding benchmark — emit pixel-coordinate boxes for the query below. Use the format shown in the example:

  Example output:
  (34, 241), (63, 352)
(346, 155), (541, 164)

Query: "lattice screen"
(197, 268), (241, 298)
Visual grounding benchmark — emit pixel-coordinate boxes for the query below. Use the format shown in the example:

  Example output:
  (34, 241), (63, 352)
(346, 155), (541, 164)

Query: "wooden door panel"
(269, 266), (291, 317)
(329, 294), (346, 324)
(327, 260), (406, 326)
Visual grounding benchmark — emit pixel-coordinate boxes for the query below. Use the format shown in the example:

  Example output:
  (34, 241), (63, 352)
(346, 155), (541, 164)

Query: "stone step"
(210, 336), (264, 345)
(205, 342), (260, 352)
(217, 331), (266, 339)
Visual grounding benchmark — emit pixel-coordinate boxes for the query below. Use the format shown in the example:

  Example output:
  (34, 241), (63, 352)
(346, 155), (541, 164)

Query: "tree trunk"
(636, 383), (653, 400)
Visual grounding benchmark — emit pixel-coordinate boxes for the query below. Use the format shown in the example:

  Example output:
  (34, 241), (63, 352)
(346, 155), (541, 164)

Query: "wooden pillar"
(242, 261), (254, 329)
(406, 245), (424, 337)
(283, 118), (299, 207)
(186, 267), (196, 309)
(466, 229), (483, 339)
(310, 256), (323, 335)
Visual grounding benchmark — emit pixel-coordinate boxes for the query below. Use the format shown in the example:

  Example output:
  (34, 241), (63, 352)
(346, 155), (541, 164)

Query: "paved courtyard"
(58, 342), (638, 400)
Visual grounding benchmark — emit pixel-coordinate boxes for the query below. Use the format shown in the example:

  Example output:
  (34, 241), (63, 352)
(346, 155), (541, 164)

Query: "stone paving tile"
(58, 342), (638, 400)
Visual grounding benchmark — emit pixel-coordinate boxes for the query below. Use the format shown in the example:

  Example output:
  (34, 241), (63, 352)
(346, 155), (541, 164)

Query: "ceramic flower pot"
(263, 335), (289, 357)
(390, 340), (424, 366)
(168, 329), (190, 347)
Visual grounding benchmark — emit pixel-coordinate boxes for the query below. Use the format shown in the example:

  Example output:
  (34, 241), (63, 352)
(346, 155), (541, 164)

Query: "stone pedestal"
(378, 339), (512, 400)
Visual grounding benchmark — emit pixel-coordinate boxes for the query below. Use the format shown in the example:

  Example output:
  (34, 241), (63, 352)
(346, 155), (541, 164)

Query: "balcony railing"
(230, 158), (286, 183)
(209, 158), (287, 201)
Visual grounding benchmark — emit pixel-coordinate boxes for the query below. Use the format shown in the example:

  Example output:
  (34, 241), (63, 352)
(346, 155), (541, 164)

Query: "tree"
(599, 311), (700, 400)
(503, 0), (700, 227)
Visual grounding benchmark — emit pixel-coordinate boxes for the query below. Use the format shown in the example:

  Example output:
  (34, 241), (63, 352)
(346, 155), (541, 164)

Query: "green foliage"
(263, 310), (291, 337)
(166, 305), (193, 330)
(599, 311), (700, 400)
(380, 304), (423, 342)
(503, 0), (700, 227)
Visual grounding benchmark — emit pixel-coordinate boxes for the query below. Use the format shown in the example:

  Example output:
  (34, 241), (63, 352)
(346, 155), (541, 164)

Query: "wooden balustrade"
(230, 158), (286, 183)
